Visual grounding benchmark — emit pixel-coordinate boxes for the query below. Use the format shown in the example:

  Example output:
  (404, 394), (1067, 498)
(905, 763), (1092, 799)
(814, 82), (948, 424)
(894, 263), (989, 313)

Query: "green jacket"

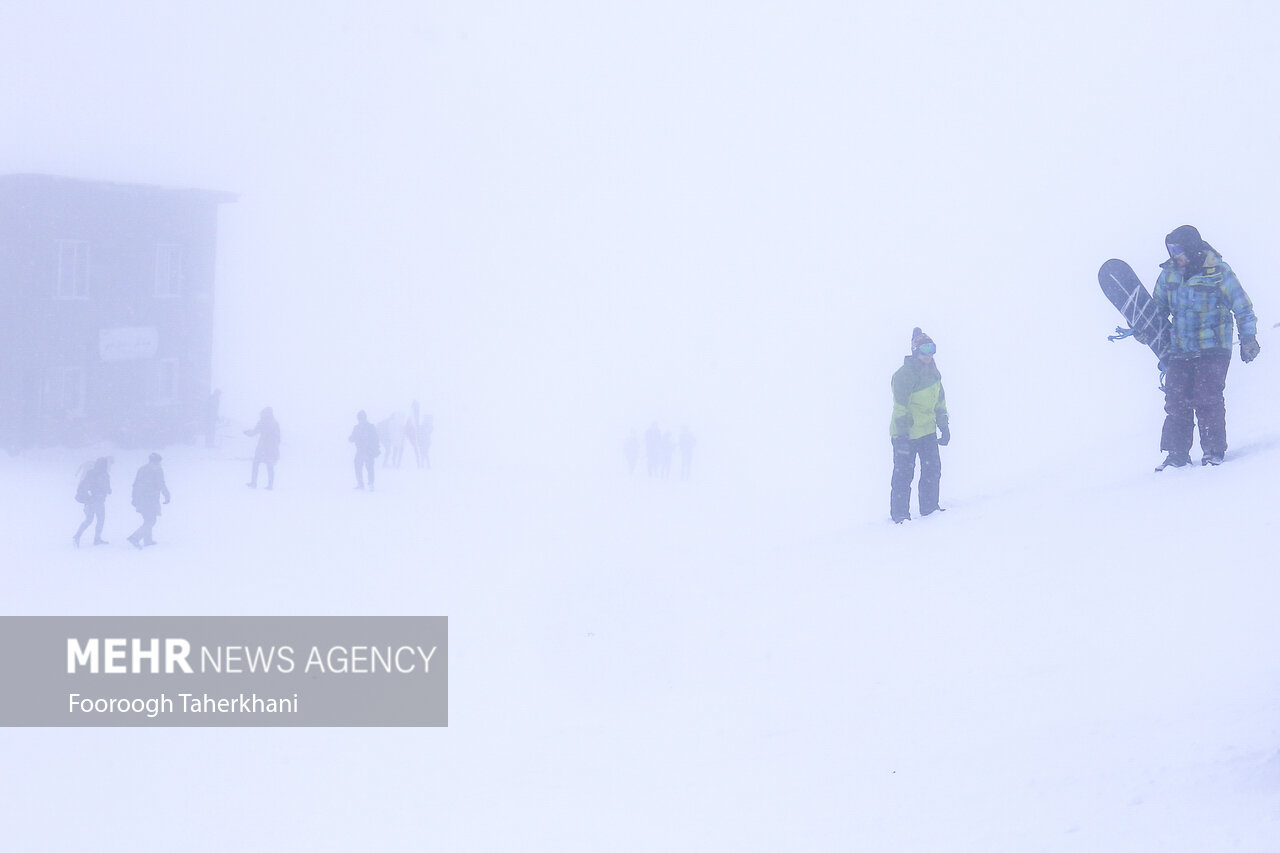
(1154, 251), (1257, 356)
(890, 356), (948, 440)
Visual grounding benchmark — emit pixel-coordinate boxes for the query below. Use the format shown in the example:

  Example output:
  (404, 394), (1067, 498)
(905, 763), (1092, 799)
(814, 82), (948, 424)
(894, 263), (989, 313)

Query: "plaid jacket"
(1154, 252), (1257, 356)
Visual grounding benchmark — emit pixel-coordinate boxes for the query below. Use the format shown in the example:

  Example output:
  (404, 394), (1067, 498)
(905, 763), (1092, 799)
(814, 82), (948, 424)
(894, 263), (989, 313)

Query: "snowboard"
(1098, 258), (1173, 367)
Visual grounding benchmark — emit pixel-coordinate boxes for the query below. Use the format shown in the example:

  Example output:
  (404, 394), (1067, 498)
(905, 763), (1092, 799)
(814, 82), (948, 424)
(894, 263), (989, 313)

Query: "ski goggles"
(915, 341), (937, 355)
(1166, 243), (1187, 257)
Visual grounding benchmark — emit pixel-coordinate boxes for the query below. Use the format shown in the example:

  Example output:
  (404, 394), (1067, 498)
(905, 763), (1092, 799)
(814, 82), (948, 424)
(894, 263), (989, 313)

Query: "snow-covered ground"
(7, 1), (1280, 849)
(3, 340), (1278, 851)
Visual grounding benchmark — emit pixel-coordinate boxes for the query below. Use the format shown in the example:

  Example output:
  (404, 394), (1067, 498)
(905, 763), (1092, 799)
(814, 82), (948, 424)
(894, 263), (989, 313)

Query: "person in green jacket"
(1152, 225), (1259, 470)
(889, 328), (950, 523)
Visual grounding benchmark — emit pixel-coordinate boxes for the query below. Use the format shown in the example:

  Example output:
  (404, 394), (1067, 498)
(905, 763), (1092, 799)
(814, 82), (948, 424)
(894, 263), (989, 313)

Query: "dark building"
(0, 174), (235, 450)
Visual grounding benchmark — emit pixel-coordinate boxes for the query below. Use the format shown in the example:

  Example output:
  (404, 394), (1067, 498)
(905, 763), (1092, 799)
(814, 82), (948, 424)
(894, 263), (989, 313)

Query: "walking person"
(678, 427), (697, 480)
(624, 429), (640, 474)
(73, 456), (112, 547)
(205, 389), (221, 448)
(128, 453), (171, 548)
(1151, 226), (1260, 470)
(244, 406), (281, 489)
(889, 328), (950, 524)
(349, 410), (381, 490)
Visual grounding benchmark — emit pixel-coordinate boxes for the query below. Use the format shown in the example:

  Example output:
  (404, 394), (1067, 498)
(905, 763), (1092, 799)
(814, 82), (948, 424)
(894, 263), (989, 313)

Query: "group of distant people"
(73, 400), (436, 548)
(233, 401), (433, 492)
(626, 423), (697, 480)
(350, 403), (434, 490)
(72, 453), (170, 549)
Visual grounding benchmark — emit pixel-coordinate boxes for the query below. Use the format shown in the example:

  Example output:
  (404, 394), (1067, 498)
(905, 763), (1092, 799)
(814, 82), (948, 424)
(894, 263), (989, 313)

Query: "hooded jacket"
(890, 355), (949, 440)
(1154, 250), (1257, 356)
(76, 462), (111, 504)
(246, 411), (281, 463)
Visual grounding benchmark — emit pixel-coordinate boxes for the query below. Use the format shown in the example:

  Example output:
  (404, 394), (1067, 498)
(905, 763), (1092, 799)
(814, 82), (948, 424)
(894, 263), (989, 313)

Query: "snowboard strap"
(1108, 328), (1168, 391)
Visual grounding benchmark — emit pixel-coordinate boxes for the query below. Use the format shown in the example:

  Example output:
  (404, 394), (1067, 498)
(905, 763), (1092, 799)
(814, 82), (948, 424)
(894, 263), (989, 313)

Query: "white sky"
(3, 0), (1278, 474)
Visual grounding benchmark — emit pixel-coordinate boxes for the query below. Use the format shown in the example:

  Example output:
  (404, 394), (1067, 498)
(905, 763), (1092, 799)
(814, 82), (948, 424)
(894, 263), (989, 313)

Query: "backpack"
(75, 479), (91, 503)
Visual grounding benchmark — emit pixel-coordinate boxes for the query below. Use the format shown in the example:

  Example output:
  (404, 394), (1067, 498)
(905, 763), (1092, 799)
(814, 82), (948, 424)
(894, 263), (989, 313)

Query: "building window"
(56, 240), (90, 299)
(154, 244), (184, 297)
(150, 358), (179, 406)
(43, 366), (86, 417)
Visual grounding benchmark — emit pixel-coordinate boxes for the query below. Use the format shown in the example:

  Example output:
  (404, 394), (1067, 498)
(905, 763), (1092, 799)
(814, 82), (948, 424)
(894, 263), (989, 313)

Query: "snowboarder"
(127, 453), (171, 548)
(889, 328), (950, 523)
(1148, 226), (1259, 469)
(73, 456), (112, 547)
(349, 410), (381, 490)
(244, 406), (281, 489)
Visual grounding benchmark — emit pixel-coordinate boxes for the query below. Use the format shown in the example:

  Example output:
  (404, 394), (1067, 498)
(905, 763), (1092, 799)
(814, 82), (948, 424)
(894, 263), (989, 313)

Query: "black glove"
(938, 423), (951, 446)
(1241, 335), (1261, 363)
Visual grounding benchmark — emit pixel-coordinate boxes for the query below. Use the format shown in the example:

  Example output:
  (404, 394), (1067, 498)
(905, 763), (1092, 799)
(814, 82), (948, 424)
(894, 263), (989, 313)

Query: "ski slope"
(3, 345), (1278, 851)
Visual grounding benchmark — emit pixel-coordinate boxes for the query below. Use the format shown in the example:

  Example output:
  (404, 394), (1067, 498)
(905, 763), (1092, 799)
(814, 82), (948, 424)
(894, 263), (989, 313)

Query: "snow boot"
(1201, 452), (1224, 466)
(1155, 451), (1192, 472)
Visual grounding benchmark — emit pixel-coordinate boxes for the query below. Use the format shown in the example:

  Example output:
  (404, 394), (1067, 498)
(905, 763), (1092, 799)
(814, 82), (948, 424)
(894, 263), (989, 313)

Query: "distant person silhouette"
(660, 431), (675, 478)
(205, 389), (221, 447)
(405, 400), (425, 469)
(244, 406), (281, 489)
(128, 453), (171, 548)
(624, 429), (640, 474)
(73, 456), (112, 547)
(349, 410), (381, 490)
(644, 422), (662, 477)
(678, 427), (697, 480)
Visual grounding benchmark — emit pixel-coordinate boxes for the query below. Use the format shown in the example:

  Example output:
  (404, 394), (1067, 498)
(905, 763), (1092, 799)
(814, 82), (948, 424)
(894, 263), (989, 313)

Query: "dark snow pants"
(890, 435), (941, 522)
(354, 452), (376, 488)
(75, 500), (106, 543)
(131, 510), (158, 545)
(250, 460), (275, 488)
(1161, 352), (1231, 457)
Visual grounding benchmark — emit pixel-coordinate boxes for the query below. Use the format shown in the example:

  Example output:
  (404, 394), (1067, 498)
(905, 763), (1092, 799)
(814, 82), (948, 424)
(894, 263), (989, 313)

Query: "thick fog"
(7, 2), (1280, 850)
(7, 1), (1278, 516)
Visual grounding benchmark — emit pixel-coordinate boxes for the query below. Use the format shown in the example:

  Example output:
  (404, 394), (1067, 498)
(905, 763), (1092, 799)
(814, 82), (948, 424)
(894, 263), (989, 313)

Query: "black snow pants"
(1161, 352), (1231, 457)
(890, 435), (941, 522)
(75, 499), (106, 543)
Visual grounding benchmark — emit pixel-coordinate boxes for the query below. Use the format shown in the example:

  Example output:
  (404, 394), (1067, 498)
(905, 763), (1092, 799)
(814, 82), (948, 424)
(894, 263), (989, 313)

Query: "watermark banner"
(0, 616), (447, 727)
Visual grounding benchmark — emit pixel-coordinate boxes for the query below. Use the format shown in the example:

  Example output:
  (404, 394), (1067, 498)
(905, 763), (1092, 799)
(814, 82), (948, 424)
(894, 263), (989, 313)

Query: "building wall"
(0, 175), (232, 450)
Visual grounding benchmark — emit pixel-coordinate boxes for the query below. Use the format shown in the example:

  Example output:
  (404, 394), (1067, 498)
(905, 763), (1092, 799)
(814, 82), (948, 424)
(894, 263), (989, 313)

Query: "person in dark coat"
(349, 410), (381, 490)
(128, 453), (171, 548)
(73, 456), (113, 547)
(244, 406), (281, 489)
